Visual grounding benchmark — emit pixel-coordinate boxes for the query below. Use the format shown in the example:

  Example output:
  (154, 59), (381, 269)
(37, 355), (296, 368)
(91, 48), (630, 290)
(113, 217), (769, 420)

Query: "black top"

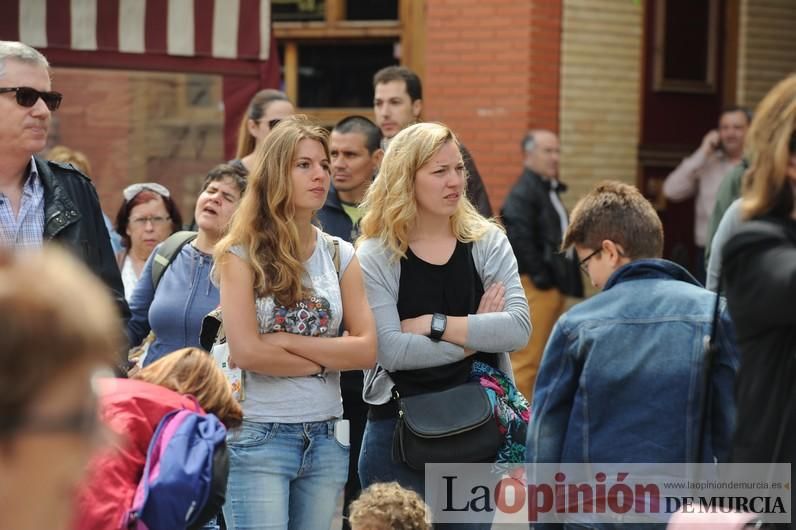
(390, 240), (497, 397)
(722, 216), (796, 466)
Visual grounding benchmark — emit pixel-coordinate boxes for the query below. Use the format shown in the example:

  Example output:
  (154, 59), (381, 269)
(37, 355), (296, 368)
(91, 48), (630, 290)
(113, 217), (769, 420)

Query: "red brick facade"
(423, 0), (562, 210)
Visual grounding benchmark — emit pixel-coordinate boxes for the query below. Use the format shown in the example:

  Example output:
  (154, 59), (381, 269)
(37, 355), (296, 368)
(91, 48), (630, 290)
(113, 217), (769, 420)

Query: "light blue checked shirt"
(0, 157), (45, 248)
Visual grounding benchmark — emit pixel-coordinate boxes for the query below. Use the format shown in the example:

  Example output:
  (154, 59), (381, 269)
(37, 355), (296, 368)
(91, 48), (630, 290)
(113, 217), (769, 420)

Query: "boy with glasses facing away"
(527, 182), (740, 478)
(0, 41), (128, 323)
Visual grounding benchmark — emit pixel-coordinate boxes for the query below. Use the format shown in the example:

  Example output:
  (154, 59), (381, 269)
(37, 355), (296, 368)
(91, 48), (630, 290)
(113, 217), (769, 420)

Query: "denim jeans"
(359, 417), (494, 529)
(223, 419), (349, 530)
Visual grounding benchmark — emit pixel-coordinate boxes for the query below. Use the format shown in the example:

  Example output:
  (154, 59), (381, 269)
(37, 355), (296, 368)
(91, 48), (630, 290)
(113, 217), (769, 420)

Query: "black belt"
(367, 399), (399, 420)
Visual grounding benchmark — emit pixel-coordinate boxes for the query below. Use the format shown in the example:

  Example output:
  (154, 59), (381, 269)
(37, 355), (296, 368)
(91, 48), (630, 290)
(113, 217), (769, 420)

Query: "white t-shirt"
(232, 228), (354, 423)
(121, 254), (140, 302)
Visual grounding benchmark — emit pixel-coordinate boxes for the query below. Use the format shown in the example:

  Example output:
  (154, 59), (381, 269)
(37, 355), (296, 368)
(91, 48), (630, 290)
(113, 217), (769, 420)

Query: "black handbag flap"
(399, 383), (493, 438)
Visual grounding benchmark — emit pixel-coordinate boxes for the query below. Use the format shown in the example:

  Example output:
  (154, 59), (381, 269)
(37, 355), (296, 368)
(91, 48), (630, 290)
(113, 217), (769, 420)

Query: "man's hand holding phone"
(701, 129), (722, 154)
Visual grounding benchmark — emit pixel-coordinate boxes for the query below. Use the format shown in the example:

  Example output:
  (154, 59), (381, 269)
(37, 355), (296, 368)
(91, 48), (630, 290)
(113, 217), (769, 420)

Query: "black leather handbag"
(391, 382), (503, 471)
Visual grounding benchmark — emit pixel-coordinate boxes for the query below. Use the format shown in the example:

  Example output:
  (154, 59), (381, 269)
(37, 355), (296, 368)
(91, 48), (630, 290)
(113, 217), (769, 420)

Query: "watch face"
(432, 314), (444, 329)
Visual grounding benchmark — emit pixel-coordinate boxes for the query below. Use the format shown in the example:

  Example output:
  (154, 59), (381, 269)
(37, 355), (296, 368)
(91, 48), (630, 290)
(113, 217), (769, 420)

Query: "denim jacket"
(527, 259), (739, 464)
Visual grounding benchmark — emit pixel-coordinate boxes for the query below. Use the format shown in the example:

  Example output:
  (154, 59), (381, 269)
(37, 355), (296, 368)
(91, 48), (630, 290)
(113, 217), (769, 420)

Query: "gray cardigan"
(357, 226), (532, 405)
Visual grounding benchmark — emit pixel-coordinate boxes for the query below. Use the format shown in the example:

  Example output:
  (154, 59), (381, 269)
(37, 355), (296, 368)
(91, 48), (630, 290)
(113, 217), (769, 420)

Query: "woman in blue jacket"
(127, 164), (246, 366)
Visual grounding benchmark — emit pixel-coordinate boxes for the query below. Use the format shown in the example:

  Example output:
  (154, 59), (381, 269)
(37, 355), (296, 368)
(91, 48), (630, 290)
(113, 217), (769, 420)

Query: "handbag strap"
(694, 277), (722, 461)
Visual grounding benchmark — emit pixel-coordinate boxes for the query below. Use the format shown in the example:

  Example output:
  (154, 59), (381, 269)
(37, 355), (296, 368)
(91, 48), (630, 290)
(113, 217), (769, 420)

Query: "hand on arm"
(219, 253), (323, 376)
(358, 241), (469, 371)
(399, 282), (506, 352)
(272, 256), (377, 371)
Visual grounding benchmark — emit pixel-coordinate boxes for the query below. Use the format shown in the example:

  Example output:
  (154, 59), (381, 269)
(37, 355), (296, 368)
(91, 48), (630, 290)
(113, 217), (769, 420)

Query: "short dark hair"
(201, 163), (248, 195)
(563, 180), (663, 260)
(373, 66), (423, 102)
(721, 105), (752, 124)
(333, 115), (383, 154)
(115, 188), (183, 249)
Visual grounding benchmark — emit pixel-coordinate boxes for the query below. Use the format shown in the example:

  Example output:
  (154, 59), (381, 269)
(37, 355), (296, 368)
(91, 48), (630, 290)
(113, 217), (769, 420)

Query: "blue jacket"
(527, 259), (739, 464)
(127, 242), (218, 366)
(316, 185), (358, 242)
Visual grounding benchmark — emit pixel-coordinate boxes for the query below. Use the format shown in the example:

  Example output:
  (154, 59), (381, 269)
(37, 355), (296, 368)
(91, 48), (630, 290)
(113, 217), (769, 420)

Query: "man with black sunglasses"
(0, 41), (129, 324)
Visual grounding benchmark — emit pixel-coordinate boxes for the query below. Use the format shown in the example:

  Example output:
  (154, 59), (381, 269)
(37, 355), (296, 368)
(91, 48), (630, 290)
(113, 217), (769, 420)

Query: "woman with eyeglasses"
(127, 164), (247, 367)
(115, 182), (182, 300)
(232, 89), (295, 173)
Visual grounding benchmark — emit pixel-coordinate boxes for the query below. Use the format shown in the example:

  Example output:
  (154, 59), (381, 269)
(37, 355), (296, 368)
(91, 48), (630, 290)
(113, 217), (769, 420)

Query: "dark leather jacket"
(500, 168), (583, 297)
(36, 157), (130, 320)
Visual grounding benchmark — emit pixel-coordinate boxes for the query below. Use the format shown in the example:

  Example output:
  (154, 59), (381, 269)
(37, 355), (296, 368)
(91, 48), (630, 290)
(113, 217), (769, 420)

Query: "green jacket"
(705, 159), (748, 259)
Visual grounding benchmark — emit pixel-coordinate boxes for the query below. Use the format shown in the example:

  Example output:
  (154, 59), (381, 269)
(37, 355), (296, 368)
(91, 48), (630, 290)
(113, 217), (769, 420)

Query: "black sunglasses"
(0, 86), (63, 111)
(267, 118), (281, 129)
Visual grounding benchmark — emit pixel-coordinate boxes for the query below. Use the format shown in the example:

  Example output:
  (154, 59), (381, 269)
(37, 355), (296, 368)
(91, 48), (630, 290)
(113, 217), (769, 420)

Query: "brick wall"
(49, 68), (225, 223)
(737, 0), (796, 109)
(558, 0), (643, 210)
(423, 0), (562, 211)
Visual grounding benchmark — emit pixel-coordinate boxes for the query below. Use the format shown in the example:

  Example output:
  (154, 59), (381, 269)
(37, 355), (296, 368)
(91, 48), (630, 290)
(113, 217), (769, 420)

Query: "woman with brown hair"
(214, 115), (376, 530)
(721, 74), (796, 471)
(232, 89), (294, 173)
(127, 164), (246, 366)
(73, 347), (243, 530)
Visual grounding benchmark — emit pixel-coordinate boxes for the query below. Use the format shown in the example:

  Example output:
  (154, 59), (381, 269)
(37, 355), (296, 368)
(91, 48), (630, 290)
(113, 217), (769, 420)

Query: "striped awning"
(1, 0), (271, 61)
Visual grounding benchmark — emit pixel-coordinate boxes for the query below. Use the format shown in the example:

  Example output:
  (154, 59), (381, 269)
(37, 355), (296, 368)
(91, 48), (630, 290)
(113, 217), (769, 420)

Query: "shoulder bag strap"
(151, 230), (198, 290)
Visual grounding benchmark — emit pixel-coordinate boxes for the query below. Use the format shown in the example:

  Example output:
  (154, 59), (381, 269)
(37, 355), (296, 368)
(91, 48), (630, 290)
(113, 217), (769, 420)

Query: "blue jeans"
(223, 419), (349, 530)
(359, 417), (494, 529)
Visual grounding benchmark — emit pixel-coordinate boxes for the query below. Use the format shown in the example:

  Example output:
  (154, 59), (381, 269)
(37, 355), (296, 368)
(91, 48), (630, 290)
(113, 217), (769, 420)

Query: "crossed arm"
(218, 253), (377, 376)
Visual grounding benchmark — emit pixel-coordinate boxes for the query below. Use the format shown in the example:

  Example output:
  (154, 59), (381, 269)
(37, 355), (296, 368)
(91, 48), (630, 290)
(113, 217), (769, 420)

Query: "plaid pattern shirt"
(0, 157), (45, 249)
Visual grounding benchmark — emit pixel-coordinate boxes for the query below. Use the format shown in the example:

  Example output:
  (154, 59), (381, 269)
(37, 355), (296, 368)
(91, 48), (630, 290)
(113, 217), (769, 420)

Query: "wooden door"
(637, 0), (736, 276)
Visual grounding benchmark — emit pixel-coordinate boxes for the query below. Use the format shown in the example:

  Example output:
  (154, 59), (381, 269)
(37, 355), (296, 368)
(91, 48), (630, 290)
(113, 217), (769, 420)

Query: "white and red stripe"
(3, 0), (271, 60)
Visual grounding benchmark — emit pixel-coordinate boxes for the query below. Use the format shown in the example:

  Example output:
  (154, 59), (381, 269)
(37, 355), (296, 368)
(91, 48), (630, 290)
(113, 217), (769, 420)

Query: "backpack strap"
(322, 233), (341, 279)
(151, 231), (198, 290)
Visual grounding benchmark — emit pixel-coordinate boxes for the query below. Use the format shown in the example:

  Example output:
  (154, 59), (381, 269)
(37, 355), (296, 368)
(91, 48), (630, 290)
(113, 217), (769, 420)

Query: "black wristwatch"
(429, 313), (447, 341)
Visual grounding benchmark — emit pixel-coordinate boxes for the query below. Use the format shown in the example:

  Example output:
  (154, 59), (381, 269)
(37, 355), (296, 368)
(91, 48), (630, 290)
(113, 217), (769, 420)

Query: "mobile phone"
(334, 419), (350, 447)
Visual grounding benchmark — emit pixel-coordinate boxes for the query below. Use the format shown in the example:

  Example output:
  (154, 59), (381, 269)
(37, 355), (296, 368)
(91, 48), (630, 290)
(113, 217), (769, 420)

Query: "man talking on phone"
(663, 106), (750, 284)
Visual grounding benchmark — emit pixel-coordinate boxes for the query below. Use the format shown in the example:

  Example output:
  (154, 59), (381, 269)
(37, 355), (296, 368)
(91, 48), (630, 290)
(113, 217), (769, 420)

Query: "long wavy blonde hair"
(215, 115), (329, 305)
(358, 122), (497, 259)
(741, 74), (796, 220)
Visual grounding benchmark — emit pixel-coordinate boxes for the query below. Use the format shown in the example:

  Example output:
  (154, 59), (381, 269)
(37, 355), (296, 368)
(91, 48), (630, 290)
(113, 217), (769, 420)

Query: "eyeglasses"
(130, 215), (171, 227)
(123, 182), (171, 202)
(578, 248), (602, 274)
(0, 86), (63, 111)
(267, 118), (281, 129)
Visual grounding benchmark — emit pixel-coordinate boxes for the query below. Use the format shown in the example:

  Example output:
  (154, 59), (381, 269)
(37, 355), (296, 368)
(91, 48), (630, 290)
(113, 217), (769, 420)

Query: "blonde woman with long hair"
(721, 74), (796, 469)
(214, 115), (377, 530)
(355, 123), (530, 527)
